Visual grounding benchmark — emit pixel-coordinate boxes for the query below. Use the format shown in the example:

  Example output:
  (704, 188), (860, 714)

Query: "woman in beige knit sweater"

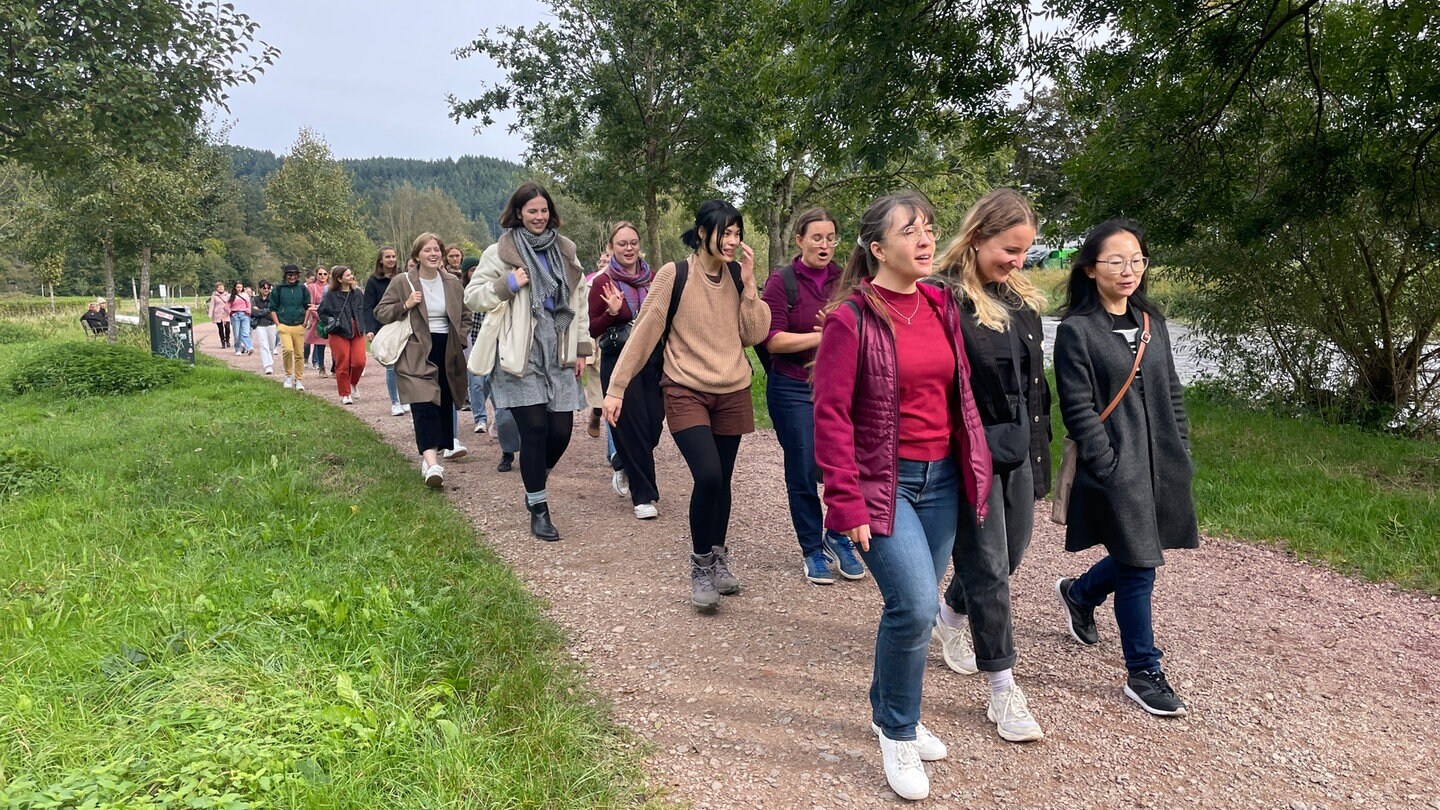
(603, 200), (770, 612)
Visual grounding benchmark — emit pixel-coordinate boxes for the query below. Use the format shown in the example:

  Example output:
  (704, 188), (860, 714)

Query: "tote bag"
(370, 275), (416, 366)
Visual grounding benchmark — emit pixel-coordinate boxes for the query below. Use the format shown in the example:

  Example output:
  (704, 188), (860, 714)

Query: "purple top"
(762, 256), (843, 382)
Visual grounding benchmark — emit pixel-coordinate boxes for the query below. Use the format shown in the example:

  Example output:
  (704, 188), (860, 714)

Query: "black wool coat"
(1053, 307), (1199, 567)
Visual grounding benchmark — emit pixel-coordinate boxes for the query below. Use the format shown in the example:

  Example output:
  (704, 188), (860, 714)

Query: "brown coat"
(374, 270), (470, 407)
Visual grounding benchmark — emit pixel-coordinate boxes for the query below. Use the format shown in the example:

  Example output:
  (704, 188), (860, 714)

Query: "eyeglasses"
(890, 224), (939, 244)
(804, 235), (841, 246)
(1095, 257), (1150, 274)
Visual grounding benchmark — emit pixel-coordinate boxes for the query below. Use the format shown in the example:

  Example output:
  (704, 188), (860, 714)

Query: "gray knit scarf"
(510, 227), (573, 334)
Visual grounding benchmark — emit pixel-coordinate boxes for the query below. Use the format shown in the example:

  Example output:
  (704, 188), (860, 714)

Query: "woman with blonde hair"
(374, 232), (470, 488)
(928, 187), (1050, 743)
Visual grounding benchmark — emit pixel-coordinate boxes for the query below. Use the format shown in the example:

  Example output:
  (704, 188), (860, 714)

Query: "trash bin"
(148, 306), (195, 365)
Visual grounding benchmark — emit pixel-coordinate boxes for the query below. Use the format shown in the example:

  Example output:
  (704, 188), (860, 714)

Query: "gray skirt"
(490, 308), (585, 412)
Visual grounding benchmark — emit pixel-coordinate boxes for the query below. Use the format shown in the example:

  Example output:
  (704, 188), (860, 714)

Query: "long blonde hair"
(935, 188), (1045, 331)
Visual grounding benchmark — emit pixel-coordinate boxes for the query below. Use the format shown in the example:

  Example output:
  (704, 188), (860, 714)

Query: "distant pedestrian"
(602, 200), (770, 611)
(207, 282), (231, 349)
(363, 246), (408, 416)
(228, 281), (253, 355)
(467, 182), (592, 541)
(81, 302), (107, 335)
(250, 280), (277, 374)
(269, 264), (311, 391)
(317, 265), (367, 404)
(445, 245), (464, 275)
(1052, 218), (1198, 718)
(760, 206), (866, 585)
(812, 191), (991, 801)
(305, 267), (329, 376)
(375, 233), (470, 488)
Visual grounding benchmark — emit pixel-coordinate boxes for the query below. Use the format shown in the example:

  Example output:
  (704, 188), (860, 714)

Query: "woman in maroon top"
(812, 191), (990, 802)
(588, 222), (662, 520)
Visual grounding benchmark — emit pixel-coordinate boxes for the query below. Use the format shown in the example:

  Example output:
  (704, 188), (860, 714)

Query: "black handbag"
(982, 326), (1030, 470)
(598, 322), (632, 352)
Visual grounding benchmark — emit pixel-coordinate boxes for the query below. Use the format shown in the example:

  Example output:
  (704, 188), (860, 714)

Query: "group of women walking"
(217, 178), (1199, 803)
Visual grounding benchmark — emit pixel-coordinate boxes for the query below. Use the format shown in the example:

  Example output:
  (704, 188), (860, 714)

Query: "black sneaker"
(1055, 578), (1099, 645)
(1124, 670), (1189, 717)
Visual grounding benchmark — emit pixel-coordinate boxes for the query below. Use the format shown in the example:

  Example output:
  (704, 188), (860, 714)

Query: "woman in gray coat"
(374, 231), (470, 489)
(1052, 219), (1198, 718)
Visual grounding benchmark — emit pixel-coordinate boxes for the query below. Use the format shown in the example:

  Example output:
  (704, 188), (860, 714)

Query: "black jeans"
(600, 347), (664, 505)
(509, 403), (573, 496)
(409, 332), (455, 456)
(943, 461), (1034, 671)
(672, 426), (741, 555)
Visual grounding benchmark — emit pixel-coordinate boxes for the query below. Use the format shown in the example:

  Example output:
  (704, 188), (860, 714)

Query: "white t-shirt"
(420, 274), (449, 334)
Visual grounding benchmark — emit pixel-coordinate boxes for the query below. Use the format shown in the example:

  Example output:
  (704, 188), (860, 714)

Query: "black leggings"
(600, 348), (664, 505)
(510, 403), (573, 496)
(672, 426), (741, 555)
(217, 320), (231, 346)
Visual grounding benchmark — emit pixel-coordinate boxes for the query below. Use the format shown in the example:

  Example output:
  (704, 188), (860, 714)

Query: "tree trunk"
(766, 158), (798, 271)
(139, 245), (152, 324)
(644, 184), (662, 267)
(103, 228), (118, 344)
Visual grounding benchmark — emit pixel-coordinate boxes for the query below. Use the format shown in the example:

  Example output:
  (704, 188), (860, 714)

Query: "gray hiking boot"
(691, 552), (720, 611)
(710, 544), (742, 595)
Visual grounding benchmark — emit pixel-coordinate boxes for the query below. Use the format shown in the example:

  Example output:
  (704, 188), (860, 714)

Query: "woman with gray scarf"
(466, 182), (592, 541)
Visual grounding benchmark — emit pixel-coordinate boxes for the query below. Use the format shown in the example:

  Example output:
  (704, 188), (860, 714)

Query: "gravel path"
(206, 344), (1440, 809)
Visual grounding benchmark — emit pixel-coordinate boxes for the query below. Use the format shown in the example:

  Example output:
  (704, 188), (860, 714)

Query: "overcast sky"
(212, 0), (549, 163)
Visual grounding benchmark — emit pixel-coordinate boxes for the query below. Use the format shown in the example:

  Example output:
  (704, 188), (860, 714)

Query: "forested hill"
(225, 146), (523, 232)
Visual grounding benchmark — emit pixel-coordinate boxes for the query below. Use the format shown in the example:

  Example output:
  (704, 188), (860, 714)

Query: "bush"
(4, 342), (189, 398)
(0, 446), (58, 497)
(0, 320), (46, 345)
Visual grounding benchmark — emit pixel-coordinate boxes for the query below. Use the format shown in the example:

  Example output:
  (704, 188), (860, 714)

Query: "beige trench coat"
(373, 270), (470, 407)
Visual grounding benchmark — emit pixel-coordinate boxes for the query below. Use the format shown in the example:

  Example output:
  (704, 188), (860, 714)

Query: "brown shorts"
(662, 382), (755, 435)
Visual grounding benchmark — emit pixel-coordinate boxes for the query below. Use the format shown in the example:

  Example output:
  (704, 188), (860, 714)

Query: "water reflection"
(1042, 317), (1207, 383)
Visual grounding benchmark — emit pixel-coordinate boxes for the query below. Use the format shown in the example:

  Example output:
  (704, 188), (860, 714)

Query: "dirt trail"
(206, 343), (1440, 809)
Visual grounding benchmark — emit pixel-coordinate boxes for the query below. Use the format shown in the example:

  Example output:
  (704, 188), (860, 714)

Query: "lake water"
(1041, 317), (1208, 383)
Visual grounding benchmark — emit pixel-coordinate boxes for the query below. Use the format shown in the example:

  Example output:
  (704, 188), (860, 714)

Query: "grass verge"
(0, 331), (655, 807)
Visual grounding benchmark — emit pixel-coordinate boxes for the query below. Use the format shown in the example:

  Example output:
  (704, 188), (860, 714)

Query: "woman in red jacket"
(812, 191), (990, 802)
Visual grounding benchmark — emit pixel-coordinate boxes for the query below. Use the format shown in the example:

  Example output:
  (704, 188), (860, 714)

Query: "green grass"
(0, 329), (655, 806)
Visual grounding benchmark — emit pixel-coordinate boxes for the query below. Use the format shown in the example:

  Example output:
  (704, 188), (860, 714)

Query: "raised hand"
(737, 242), (756, 286)
(600, 280), (624, 315)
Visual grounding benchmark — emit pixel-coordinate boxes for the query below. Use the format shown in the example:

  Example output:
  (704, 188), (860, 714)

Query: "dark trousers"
(672, 426), (740, 555)
(1068, 556), (1162, 673)
(216, 319), (230, 347)
(943, 462), (1034, 671)
(509, 404), (572, 496)
(408, 332), (455, 456)
(767, 372), (847, 556)
(600, 347), (663, 505)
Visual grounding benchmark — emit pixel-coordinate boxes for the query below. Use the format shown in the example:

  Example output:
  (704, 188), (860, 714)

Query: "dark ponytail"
(682, 199), (743, 255)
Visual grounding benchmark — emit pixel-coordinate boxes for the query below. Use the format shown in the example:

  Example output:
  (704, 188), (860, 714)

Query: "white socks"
(938, 602), (966, 630)
(987, 668), (1015, 696)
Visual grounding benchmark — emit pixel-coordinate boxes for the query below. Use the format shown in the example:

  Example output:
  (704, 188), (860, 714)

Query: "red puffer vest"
(813, 281), (991, 536)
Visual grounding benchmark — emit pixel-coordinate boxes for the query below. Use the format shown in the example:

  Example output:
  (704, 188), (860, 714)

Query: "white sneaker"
(402, 403), (411, 413)
(341, 395), (353, 405)
(350, 386), (358, 401)
(612, 469), (629, 497)
(443, 442), (468, 461)
(283, 375), (294, 389)
(634, 503), (658, 520)
(987, 685), (1045, 742)
(875, 729), (929, 800)
(474, 422), (488, 434)
(931, 617), (978, 675)
(294, 380), (305, 391)
(423, 464), (444, 488)
(871, 721), (946, 761)
(390, 403), (405, 417)
(264, 368), (274, 375)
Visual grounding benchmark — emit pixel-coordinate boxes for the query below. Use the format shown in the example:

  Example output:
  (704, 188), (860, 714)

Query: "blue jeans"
(860, 457), (959, 740)
(230, 313), (252, 352)
(1068, 557), (1162, 673)
(385, 364), (400, 406)
(768, 372), (846, 556)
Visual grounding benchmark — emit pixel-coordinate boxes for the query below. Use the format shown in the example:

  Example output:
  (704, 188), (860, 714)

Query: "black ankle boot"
(528, 501), (560, 541)
(496, 452), (514, 472)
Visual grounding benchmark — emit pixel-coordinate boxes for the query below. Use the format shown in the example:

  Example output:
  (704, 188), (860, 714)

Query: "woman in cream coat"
(466, 182), (592, 541)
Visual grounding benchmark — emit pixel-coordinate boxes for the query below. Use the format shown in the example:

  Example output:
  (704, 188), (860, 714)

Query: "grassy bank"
(0, 322), (653, 807)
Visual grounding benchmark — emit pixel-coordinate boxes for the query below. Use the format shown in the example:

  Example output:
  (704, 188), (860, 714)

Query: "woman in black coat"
(1052, 218), (1198, 718)
(930, 188), (1051, 744)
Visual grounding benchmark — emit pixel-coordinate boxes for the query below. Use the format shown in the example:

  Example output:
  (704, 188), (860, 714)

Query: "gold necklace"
(874, 287), (921, 325)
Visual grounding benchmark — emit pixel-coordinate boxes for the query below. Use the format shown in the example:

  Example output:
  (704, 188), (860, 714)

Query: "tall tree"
(1057, 0), (1440, 426)
(373, 183), (472, 254)
(265, 128), (368, 267)
(0, 0), (276, 171)
(450, 0), (762, 263)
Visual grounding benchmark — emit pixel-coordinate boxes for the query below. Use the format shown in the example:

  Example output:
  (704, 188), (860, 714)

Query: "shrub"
(5, 342), (189, 398)
(0, 446), (58, 497)
(0, 320), (46, 345)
